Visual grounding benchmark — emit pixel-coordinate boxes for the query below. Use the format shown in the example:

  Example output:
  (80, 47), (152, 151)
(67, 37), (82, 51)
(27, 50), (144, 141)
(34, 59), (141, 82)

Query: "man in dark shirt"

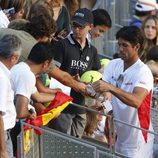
(49, 8), (102, 137)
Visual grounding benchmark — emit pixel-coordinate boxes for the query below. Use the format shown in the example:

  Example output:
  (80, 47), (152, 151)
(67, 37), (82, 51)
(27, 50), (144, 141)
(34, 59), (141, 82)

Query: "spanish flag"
(24, 92), (73, 130)
(24, 92), (73, 152)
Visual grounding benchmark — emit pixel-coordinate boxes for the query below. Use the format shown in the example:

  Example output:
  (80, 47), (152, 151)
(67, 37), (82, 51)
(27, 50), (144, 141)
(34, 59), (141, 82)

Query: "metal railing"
(18, 122), (121, 158)
(17, 100), (158, 158)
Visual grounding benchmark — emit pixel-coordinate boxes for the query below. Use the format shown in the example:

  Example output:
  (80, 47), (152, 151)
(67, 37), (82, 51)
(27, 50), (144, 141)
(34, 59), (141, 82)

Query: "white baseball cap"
(135, 0), (158, 11)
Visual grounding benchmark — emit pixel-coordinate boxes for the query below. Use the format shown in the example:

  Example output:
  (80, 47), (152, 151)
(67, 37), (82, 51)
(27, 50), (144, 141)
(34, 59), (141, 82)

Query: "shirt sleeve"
(102, 60), (113, 83)
(0, 77), (8, 114)
(92, 47), (101, 71)
(53, 40), (65, 67)
(134, 68), (153, 92)
(12, 72), (37, 100)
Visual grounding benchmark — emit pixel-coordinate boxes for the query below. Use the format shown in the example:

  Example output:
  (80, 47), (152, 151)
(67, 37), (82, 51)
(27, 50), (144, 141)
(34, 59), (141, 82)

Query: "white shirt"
(102, 58), (154, 156)
(0, 62), (16, 130)
(11, 62), (37, 100)
(0, 10), (10, 28)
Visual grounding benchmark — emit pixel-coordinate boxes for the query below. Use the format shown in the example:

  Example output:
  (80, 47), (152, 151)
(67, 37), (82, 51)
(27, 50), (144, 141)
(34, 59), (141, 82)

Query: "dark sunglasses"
(71, 22), (87, 29)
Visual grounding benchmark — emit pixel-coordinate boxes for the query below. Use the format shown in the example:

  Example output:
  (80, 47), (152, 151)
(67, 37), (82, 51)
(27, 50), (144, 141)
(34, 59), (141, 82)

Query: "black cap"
(72, 8), (94, 26)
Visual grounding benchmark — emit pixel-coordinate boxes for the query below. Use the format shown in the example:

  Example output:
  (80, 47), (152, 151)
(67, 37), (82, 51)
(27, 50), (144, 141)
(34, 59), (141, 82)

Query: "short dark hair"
(28, 14), (56, 39)
(116, 26), (144, 54)
(28, 1), (54, 20)
(116, 26), (144, 52)
(92, 9), (112, 28)
(8, 19), (30, 30)
(28, 42), (54, 64)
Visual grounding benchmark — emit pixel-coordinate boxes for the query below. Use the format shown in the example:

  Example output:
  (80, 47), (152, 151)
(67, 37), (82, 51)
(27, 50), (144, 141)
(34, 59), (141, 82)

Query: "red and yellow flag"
(24, 92), (73, 153)
(24, 92), (73, 131)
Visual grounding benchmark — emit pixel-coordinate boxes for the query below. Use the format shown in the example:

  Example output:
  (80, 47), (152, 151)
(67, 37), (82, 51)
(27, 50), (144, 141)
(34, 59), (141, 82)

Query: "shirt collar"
(67, 33), (91, 48)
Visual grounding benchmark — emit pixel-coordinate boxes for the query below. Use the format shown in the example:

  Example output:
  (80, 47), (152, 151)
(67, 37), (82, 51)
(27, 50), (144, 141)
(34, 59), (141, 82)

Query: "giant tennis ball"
(100, 58), (110, 70)
(80, 70), (102, 84)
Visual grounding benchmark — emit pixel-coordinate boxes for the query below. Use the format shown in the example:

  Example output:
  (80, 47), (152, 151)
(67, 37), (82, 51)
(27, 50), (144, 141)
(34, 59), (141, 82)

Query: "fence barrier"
(17, 101), (158, 158)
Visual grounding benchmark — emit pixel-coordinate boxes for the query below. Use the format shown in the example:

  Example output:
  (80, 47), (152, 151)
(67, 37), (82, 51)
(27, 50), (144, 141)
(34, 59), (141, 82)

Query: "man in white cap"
(130, 0), (158, 28)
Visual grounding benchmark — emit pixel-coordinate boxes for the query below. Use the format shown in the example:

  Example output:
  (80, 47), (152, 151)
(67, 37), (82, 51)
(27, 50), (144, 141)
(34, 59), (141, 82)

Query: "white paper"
(49, 77), (71, 95)
(102, 100), (113, 112)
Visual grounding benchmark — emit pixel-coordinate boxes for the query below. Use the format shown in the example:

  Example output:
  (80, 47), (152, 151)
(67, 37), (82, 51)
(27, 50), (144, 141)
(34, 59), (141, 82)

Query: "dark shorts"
(48, 113), (86, 138)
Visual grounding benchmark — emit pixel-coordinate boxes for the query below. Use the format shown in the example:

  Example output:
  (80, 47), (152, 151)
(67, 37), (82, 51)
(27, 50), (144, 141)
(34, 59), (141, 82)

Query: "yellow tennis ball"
(100, 58), (110, 70)
(80, 70), (102, 84)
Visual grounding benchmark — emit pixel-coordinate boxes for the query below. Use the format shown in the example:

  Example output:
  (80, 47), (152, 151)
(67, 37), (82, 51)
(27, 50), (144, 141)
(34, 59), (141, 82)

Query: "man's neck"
(73, 34), (87, 49)
(26, 61), (41, 76)
(0, 59), (11, 70)
(124, 56), (139, 71)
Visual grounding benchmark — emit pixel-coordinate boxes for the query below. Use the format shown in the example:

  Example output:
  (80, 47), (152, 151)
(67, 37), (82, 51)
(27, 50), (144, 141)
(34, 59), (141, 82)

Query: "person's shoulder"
(130, 16), (142, 29)
(17, 30), (36, 41)
(61, 6), (68, 13)
(11, 62), (28, 73)
(137, 60), (153, 75)
(0, 28), (37, 60)
(110, 58), (122, 64)
(11, 62), (35, 80)
(65, 33), (76, 45)
(0, 28), (36, 40)
(106, 58), (122, 69)
(0, 28), (16, 38)
(52, 38), (68, 47)
(0, 28), (21, 36)
(90, 44), (97, 51)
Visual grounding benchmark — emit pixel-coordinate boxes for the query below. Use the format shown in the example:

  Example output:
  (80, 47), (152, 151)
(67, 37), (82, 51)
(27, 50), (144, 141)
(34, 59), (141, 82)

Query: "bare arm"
(36, 77), (61, 94)
(15, 95), (30, 119)
(31, 91), (55, 103)
(49, 67), (86, 93)
(0, 112), (9, 158)
(15, 95), (36, 119)
(16, 91), (55, 119)
(92, 80), (148, 108)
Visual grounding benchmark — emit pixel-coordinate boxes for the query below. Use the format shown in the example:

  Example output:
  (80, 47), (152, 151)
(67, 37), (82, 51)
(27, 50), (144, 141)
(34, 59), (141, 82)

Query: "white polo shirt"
(102, 58), (154, 156)
(11, 62), (37, 100)
(0, 62), (16, 130)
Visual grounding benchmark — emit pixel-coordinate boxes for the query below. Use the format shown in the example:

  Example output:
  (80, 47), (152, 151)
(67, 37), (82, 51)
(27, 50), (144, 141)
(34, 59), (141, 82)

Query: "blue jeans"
(5, 130), (14, 158)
